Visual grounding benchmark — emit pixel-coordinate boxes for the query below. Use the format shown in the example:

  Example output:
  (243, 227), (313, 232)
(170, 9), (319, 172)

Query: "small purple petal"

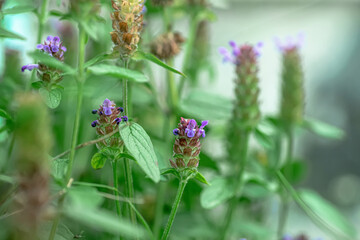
(91, 120), (99, 127)
(188, 119), (197, 129)
(219, 47), (233, 63)
(51, 45), (59, 52)
(61, 46), (67, 52)
(103, 107), (112, 115)
(173, 129), (179, 135)
(121, 116), (128, 122)
(46, 35), (54, 42)
(92, 109), (98, 114)
(186, 129), (196, 138)
(53, 36), (60, 43)
(43, 45), (51, 53)
(103, 98), (113, 107)
(200, 120), (209, 128)
(36, 44), (44, 50)
(21, 64), (39, 72)
(229, 41), (240, 56)
(117, 107), (124, 112)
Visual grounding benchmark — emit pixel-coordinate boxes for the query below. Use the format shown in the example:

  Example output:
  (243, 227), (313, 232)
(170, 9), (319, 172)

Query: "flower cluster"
(110, 0), (145, 59)
(219, 41), (263, 65)
(277, 34), (305, 127)
(22, 35), (67, 72)
(170, 118), (208, 169)
(275, 33), (304, 53)
(150, 32), (185, 60)
(21, 35), (67, 86)
(91, 99), (127, 148)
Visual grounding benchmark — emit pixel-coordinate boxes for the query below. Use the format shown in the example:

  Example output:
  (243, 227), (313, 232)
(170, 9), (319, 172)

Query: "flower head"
(169, 118), (209, 170)
(219, 41), (263, 65)
(91, 99), (127, 149)
(275, 33), (304, 53)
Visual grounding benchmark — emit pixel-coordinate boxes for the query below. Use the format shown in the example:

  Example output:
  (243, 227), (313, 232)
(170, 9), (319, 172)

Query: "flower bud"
(276, 34), (305, 128)
(150, 32), (185, 60)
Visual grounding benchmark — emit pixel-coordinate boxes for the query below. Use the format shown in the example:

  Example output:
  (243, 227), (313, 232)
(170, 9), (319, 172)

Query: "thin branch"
(52, 129), (118, 160)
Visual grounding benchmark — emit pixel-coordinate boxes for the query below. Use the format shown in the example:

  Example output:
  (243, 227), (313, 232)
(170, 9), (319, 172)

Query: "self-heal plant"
(22, 35), (67, 87)
(161, 117), (209, 240)
(219, 41), (262, 239)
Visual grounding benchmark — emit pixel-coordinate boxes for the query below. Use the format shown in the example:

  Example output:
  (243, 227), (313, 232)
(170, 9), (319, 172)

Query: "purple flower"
(61, 46), (67, 52)
(91, 120), (99, 127)
(43, 45), (51, 53)
(51, 45), (59, 52)
(275, 33), (304, 52)
(254, 42), (264, 57)
(114, 117), (121, 125)
(173, 129), (179, 135)
(36, 44), (44, 50)
(198, 120), (209, 138)
(102, 98), (114, 115)
(21, 64), (39, 72)
(92, 109), (98, 114)
(219, 41), (262, 65)
(185, 119), (197, 138)
(117, 107), (124, 112)
(53, 36), (60, 44)
(121, 116), (128, 122)
(219, 47), (234, 63)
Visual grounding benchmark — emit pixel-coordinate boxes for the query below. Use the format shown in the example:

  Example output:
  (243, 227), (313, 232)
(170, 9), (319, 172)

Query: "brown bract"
(150, 32), (185, 60)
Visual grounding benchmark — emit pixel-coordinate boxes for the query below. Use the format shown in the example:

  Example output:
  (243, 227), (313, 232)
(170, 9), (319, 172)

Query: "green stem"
(153, 182), (167, 239)
(220, 131), (250, 240)
(277, 130), (293, 239)
(48, 25), (87, 240)
(112, 160), (122, 217)
(26, 0), (50, 91)
(161, 179), (187, 240)
(122, 59), (136, 226)
(166, 59), (179, 112)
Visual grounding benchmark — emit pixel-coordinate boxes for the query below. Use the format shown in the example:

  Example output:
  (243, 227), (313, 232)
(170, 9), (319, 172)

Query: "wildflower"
(110, 0), (145, 59)
(170, 117), (208, 170)
(91, 99), (127, 149)
(276, 34), (305, 127)
(219, 41), (263, 65)
(150, 32), (185, 60)
(21, 35), (67, 86)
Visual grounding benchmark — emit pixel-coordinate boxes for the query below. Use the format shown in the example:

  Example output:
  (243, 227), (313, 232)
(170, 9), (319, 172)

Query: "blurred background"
(1, 0), (360, 239)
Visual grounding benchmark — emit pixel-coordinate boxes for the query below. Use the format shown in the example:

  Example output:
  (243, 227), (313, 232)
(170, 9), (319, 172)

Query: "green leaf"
(64, 206), (146, 239)
(29, 51), (76, 74)
(80, 21), (98, 41)
(88, 64), (148, 83)
(299, 189), (357, 239)
(51, 158), (68, 182)
(0, 26), (25, 40)
(281, 159), (307, 184)
(200, 177), (235, 209)
(119, 123), (160, 183)
(91, 152), (107, 170)
(180, 90), (232, 121)
(31, 81), (44, 89)
(0, 174), (15, 184)
(39, 88), (62, 109)
(194, 171), (210, 185)
(133, 51), (186, 77)
(2, 5), (35, 15)
(161, 168), (180, 179)
(0, 109), (11, 120)
(68, 186), (103, 209)
(254, 128), (273, 149)
(84, 52), (117, 68)
(39, 222), (74, 240)
(302, 118), (345, 139)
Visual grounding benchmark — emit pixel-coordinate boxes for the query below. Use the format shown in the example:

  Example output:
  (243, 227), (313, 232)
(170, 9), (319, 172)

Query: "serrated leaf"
(119, 123), (160, 182)
(39, 88), (62, 109)
(200, 177), (235, 209)
(2, 5), (35, 15)
(29, 51), (75, 74)
(302, 119), (345, 139)
(133, 51), (186, 77)
(299, 189), (357, 239)
(0, 109), (11, 120)
(0, 26), (25, 40)
(91, 152), (107, 170)
(51, 158), (68, 181)
(88, 64), (148, 83)
(194, 171), (210, 185)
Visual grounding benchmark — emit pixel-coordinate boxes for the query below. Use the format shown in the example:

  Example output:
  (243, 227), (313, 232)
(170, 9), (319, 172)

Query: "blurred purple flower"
(21, 64), (39, 72)
(219, 41), (263, 65)
(275, 33), (305, 52)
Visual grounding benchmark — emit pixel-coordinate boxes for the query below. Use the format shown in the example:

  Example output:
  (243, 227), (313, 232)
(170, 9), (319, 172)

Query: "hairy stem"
(122, 59), (137, 226)
(220, 131), (250, 240)
(48, 24), (87, 240)
(277, 130), (294, 239)
(112, 160), (122, 217)
(161, 179), (187, 240)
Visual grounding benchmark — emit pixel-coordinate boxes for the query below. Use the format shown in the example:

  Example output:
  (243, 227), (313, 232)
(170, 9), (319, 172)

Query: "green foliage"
(200, 177), (235, 209)
(90, 152), (107, 170)
(39, 88), (62, 109)
(29, 51), (75, 74)
(119, 123), (160, 183)
(0, 26), (25, 40)
(302, 118), (345, 139)
(88, 64), (148, 83)
(1, 5), (35, 15)
(299, 189), (357, 239)
(133, 51), (186, 77)
(51, 158), (68, 182)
